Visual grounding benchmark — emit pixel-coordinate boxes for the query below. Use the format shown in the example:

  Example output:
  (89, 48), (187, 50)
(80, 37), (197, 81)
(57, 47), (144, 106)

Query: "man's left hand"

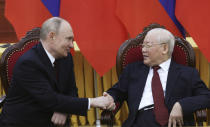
(51, 112), (67, 126)
(168, 102), (184, 127)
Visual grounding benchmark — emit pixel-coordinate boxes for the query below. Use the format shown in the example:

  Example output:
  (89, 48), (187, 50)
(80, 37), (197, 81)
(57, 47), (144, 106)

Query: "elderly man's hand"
(168, 102), (184, 127)
(103, 92), (116, 111)
(51, 112), (67, 126)
(90, 94), (115, 110)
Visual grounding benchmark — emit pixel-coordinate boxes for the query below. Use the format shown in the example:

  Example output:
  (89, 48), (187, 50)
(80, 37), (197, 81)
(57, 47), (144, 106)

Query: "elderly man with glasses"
(103, 28), (210, 127)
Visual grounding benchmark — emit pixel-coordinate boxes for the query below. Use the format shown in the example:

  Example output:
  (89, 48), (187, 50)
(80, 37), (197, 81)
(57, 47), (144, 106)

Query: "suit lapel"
(134, 64), (150, 111)
(35, 43), (59, 90)
(165, 61), (180, 102)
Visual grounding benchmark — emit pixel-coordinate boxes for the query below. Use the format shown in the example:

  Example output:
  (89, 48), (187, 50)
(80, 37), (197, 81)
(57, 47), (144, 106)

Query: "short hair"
(40, 17), (64, 40)
(147, 28), (175, 56)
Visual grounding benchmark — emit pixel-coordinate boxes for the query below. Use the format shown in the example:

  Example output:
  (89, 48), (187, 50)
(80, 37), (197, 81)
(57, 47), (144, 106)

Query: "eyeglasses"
(141, 43), (166, 49)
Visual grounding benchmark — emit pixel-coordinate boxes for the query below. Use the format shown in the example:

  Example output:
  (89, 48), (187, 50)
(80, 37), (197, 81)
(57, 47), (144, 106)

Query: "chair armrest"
(101, 102), (121, 126)
(195, 109), (207, 126)
(0, 95), (6, 108)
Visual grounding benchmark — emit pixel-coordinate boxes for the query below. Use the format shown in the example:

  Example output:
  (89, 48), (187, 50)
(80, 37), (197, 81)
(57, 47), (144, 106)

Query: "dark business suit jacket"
(107, 61), (210, 127)
(0, 43), (88, 127)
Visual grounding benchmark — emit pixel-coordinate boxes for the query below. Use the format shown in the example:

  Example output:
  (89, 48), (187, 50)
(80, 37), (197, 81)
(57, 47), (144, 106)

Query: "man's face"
(53, 22), (74, 58)
(142, 33), (166, 66)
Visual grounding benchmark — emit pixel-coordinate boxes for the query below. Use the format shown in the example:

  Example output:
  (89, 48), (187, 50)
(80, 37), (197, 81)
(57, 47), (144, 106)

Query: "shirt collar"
(159, 58), (171, 71)
(43, 47), (55, 66)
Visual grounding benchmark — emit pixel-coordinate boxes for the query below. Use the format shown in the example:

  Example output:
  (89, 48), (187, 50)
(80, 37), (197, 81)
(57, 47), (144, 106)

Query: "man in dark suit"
(0, 17), (114, 127)
(104, 28), (210, 127)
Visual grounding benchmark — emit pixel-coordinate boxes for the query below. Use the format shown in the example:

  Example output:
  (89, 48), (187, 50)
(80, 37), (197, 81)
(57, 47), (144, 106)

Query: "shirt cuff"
(88, 98), (91, 110)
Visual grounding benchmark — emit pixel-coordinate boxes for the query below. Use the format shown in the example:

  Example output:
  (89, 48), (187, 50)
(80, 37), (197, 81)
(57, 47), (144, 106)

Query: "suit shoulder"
(127, 61), (144, 67)
(174, 62), (197, 72)
(14, 45), (42, 71)
(18, 47), (38, 63)
(124, 61), (145, 71)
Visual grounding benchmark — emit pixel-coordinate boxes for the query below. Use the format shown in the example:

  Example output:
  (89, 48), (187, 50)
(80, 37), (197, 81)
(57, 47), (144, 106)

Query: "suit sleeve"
(178, 68), (210, 115)
(14, 59), (88, 116)
(107, 64), (130, 104)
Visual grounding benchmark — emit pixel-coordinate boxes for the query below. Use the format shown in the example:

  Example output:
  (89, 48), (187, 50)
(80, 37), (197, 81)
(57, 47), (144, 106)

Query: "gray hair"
(40, 17), (65, 40)
(147, 28), (175, 56)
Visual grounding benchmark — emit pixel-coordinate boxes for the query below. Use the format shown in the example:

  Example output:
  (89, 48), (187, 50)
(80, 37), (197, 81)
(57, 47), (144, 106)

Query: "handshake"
(89, 92), (116, 111)
(51, 92), (115, 125)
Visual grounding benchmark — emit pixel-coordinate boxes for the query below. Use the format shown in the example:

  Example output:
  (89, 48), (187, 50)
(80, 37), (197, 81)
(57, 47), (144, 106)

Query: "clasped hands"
(51, 95), (183, 127)
(90, 92), (116, 110)
(51, 92), (115, 126)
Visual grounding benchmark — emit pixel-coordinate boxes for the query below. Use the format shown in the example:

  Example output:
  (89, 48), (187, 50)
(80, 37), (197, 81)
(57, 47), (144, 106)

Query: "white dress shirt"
(44, 48), (55, 67)
(138, 58), (171, 110)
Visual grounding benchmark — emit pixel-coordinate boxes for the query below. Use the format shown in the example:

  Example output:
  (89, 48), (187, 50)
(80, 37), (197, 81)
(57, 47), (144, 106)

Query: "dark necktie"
(53, 59), (59, 81)
(152, 66), (169, 126)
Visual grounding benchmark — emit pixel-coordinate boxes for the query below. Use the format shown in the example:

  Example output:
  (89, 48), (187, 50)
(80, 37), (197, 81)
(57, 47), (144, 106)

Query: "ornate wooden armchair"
(101, 24), (207, 126)
(0, 28), (40, 106)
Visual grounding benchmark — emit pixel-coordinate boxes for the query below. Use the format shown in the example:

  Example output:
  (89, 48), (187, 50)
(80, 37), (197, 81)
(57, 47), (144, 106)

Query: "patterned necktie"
(152, 66), (169, 126)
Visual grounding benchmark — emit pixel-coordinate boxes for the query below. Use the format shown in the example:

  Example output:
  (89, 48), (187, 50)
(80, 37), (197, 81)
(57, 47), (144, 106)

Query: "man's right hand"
(103, 92), (116, 110)
(90, 94), (115, 110)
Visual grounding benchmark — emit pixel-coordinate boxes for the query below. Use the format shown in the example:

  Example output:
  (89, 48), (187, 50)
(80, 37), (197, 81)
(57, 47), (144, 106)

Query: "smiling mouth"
(143, 55), (148, 58)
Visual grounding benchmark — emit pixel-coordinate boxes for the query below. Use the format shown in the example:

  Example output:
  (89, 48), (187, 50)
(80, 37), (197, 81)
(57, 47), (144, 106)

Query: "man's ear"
(162, 43), (169, 55)
(48, 32), (56, 40)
